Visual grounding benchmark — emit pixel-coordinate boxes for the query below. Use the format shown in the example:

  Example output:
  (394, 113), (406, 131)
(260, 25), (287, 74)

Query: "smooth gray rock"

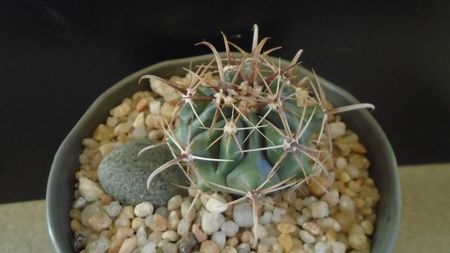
(98, 139), (187, 206)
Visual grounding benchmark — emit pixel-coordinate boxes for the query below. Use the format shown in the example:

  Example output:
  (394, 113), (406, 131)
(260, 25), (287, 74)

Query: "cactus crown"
(139, 25), (374, 246)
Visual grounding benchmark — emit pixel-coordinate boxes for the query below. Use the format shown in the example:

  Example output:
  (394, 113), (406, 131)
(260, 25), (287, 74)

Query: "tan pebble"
(192, 223), (207, 242)
(88, 211), (112, 232)
(309, 176), (328, 197)
(135, 98), (149, 111)
(98, 194), (112, 206)
(113, 122), (132, 136)
(341, 188), (357, 198)
(162, 230), (180, 242)
(349, 142), (367, 154)
(131, 218), (144, 231)
(278, 233), (294, 252)
(100, 230), (112, 240)
(301, 222), (322, 235)
(108, 238), (123, 253)
(150, 78), (181, 102)
(361, 220), (374, 235)
(277, 223), (297, 234)
(70, 219), (83, 232)
(200, 240), (220, 253)
(294, 199), (304, 211)
(132, 112), (145, 128)
(282, 191), (297, 205)
(120, 206), (135, 219)
(118, 236), (136, 253)
(148, 129), (163, 140)
(272, 243), (283, 253)
(115, 227), (134, 240)
(221, 245), (237, 253)
(167, 195), (183, 211)
(145, 114), (160, 129)
(325, 228), (337, 241)
(110, 103), (131, 117)
(240, 231), (254, 244)
(334, 212), (354, 232)
(335, 139), (351, 156)
(257, 244), (270, 253)
(280, 214), (297, 225)
(93, 124), (114, 141)
(99, 143), (118, 156)
(167, 211), (180, 230)
(354, 198), (365, 209)
(70, 209), (82, 221)
(226, 237), (239, 247)
(348, 234), (369, 250)
(149, 214), (168, 232)
(161, 102), (176, 120)
(117, 133), (128, 142)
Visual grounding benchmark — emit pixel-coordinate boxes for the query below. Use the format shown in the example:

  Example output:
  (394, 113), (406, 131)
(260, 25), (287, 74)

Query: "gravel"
(69, 77), (380, 253)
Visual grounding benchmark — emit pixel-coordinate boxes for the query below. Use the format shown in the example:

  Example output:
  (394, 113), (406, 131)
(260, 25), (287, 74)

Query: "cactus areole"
(140, 25), (373, 218)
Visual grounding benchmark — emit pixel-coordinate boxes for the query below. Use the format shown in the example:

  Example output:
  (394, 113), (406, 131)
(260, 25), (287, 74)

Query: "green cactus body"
(168, 57), (325, 194)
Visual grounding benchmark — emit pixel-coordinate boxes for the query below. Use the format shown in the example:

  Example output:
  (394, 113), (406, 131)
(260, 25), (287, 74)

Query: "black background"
(1, 0), (449, 203)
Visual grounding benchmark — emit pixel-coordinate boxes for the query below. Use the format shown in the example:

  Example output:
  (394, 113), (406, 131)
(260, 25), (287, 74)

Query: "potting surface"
(0, 163), (448, 253)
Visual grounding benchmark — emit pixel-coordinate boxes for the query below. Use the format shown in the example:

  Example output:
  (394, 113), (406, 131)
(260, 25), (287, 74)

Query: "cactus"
(139, 25), (374, 247)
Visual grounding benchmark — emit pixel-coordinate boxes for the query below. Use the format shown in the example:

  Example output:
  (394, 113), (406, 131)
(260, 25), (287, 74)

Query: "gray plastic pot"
(47, 54), (400, 253)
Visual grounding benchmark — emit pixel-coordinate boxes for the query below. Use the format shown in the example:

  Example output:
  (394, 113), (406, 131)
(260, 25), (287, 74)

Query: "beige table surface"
(0, 163), (449, 253)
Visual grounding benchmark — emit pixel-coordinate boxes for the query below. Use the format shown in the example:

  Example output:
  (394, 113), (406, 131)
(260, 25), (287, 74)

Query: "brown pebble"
(277, 223), (297, 234)
(149, 214), (168, 232)
(200, 240), (220, 253)
(192, 223), (207, 242)
(135, 98), (149, 111)
(309, 176), (328, 197)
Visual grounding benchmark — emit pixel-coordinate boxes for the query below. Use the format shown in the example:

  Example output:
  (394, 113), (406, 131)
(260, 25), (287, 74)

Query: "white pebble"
(167, 195), (183, 211)
(85, 235), (109, 253)
(162, 230), (180, 242)
(141, 242), (156, 253)
(177, 218), (191, 236)
(259, 211), (272, 225)
(314, 242), (331, 253)
(104, 201), (122, 218)
(79, 177), (104, 202)
(202, 211), (225, 234)
(136, 226), (147, 247)
(81, 201), (101, 226)
(339, 195), (355, 214)
(321, 189), (340, 207)
(237, 243), (251, 253)
(233, 203), (254, 228)
(255, 224), (268, 239)
(221, 221), (239, 237)
(317, 218), (341, 232)
(149, 100), (161, 115)
(212, 231), (226, 249)
(205, 193), (228, 213)
(330, 241), (346, 253)
(132, 126), (147, 139)
(335, 157), (347, 170)
(299, 230), (315, 244)
(134, 202), (154, 218)
(329, 122), (346, 139)
(72, 197), (87, 209)
(271, 207), (286, 223)
(310, 201), (329, 219)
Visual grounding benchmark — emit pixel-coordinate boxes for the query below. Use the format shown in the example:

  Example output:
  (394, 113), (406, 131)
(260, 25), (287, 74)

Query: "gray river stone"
(98, 139), (187, 206)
